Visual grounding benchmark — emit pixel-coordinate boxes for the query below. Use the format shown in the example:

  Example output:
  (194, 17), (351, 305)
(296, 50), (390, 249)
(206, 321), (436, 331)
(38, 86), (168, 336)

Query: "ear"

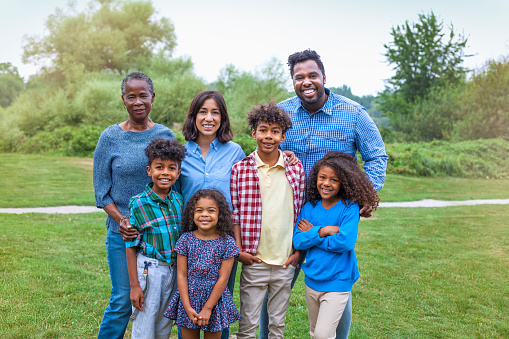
(176, 169), (181, 180)
(281, 132), (286, 143)
(146, 165), (151, 177)
(251, 129), (256, 139)
(151, 92), (156, 104)
(323, 74), (326, 84)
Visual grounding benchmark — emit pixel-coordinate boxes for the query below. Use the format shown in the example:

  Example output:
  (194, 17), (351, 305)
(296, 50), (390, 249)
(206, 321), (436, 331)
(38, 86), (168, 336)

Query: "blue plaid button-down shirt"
(125, 182), (184, 263)
(279, 88), (388, 191)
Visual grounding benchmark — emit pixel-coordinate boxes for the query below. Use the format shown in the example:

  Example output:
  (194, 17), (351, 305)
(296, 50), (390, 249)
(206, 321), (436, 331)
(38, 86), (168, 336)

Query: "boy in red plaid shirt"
(231, 102), (306, 339)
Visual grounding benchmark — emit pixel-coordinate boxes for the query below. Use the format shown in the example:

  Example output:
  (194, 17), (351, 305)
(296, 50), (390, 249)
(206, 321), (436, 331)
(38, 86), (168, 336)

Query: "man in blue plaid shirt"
(260, 49), (387, 339)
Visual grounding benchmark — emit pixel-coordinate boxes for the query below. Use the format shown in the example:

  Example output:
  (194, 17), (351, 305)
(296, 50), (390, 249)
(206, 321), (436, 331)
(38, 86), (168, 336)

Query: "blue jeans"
(178, 260), (238, 339)
(97, 229), (132, 339)
(258, 265), (353, 339)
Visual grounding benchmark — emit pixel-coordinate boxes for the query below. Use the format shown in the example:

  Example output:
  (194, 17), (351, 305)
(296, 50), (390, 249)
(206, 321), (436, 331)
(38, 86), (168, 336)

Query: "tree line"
(1, 0), (507, 157)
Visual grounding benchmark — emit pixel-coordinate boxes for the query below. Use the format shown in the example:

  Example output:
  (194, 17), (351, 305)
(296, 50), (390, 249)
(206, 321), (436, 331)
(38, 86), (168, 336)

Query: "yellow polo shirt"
(254, 150), (294, 265)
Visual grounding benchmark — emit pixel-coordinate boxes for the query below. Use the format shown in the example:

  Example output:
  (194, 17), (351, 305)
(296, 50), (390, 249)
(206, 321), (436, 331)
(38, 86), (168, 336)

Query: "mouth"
(158, 178), (171, 184)
(262, 143), (274, 148)
(302, 88), (316, 97)
(320, 187), (333, 194)
(202, 124), (215, 130)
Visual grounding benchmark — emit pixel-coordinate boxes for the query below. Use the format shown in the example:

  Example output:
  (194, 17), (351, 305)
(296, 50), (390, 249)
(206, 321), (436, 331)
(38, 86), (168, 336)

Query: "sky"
(1, 0), (508, 96)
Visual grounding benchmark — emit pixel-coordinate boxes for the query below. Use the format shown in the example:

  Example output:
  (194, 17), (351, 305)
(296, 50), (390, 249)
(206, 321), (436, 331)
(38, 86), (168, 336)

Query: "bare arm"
(176, 254), (199, 324)
(126, 247), (143, 311)
(103, 202), (139, 240)
(196, 257), (235, 326)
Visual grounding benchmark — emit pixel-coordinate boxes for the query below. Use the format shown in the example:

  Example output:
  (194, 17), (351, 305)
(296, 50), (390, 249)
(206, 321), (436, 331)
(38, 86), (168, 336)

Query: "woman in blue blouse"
(174, 90), (245, 339)
(93, 72), (175, 339)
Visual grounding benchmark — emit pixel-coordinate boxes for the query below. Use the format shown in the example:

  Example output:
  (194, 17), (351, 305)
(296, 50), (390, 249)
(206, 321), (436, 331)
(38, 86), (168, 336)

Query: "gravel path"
(1, 199), (508, 214)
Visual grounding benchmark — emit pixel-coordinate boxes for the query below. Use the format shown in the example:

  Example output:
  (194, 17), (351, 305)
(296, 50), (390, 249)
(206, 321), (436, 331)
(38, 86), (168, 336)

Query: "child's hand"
(196, 307), (212, 327)
(318, 226), (340, 237)
(237, 252), (262, 266)
(119, 218), (139, 241)
(130, 286), (144, 311)
(185, 307), (200, 325)
(298, 219), (313, 232)
(283, 250), (301, 268)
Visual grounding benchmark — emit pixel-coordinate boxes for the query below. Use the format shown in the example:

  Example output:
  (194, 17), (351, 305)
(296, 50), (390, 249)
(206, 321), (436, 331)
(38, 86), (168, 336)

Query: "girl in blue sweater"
(293, 151), (379, 339)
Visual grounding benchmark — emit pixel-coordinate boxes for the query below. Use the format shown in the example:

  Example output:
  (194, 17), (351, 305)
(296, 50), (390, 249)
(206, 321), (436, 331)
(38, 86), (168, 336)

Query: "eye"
(212, 110), (220, 115)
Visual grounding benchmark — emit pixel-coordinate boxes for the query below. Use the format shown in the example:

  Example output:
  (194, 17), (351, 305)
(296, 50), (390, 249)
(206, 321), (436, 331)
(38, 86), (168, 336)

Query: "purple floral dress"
(164, 232), (241, 332)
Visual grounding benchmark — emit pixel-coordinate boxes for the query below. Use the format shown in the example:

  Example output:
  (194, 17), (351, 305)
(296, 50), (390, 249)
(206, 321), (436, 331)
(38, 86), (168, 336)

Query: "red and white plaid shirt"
(230, 151), (306, 254)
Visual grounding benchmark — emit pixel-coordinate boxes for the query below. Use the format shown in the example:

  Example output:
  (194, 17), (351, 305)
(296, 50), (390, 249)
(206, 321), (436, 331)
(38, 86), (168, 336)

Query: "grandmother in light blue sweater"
(93, 72), (175, 339)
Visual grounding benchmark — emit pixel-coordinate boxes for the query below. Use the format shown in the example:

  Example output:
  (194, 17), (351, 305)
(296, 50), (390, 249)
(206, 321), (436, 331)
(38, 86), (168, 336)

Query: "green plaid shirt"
(125, 182), (184, 263)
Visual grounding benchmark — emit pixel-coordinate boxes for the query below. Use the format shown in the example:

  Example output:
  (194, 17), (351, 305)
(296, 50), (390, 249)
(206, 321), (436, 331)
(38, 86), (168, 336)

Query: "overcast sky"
(2, 0), (508, 96)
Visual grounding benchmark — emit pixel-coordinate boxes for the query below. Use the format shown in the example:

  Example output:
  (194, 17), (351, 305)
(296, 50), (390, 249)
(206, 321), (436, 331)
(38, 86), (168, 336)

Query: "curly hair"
(182, 91), (233, 144)
(247, 101), (292, 132)
(121, 72), (154, 96)
(145, 138), (186, 168)
(181, 189), (234, 237)
(307, 151), (379, 211)
(288, 49), (325, 77)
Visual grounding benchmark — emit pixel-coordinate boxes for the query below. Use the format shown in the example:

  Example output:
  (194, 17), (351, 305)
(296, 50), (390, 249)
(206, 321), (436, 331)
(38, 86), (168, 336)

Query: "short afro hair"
(121, 72), (154, 96)
(145, 138), (186, 168)
(288, 49), (325, 77)
(247, 101), (292, 133)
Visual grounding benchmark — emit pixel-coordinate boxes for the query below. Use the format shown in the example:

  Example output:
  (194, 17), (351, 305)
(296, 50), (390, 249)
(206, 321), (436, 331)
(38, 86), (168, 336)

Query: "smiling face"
(195, 98), (221, 140)
(252, 121), (285, 157)
(317, 165), (341, 207)
(122, 79), (155, 124)
(292, 59), (327, 114)
(193, 197), (219, 235)
(146, 158), (180, 199)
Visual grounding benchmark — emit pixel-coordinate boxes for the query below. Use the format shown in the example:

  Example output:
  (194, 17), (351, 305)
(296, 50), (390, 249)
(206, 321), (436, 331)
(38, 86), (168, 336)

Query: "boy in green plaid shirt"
(125, 138), (186, 339)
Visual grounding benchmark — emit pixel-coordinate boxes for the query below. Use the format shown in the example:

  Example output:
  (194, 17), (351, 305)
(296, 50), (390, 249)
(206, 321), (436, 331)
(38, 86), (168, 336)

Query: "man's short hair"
(288, 49), (325, 77)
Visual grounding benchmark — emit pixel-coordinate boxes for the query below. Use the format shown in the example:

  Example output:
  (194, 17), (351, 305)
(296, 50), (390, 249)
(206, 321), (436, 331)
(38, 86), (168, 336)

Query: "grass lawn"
(1, 205), (508, 338)
(1, 153), (509, 208)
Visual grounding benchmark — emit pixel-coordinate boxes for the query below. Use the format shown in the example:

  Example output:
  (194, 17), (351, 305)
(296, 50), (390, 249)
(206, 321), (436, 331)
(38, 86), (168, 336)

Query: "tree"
(0, 63), (24, 107)
(379, 11), (469, 138)
(22, 0), (176, 78)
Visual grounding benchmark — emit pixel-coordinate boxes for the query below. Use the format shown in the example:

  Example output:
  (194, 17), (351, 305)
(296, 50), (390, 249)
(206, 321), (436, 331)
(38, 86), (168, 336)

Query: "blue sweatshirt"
(293, 200), (360, 292)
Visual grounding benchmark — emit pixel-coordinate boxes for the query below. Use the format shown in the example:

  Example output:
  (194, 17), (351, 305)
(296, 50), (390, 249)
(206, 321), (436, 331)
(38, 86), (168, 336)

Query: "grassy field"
(1, 206), (508, 338)
(1, 153), (508, 338)
(1, 153), (509, 208)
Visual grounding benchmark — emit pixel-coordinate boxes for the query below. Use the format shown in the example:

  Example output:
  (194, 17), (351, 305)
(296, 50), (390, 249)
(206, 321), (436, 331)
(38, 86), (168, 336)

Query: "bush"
(386, 138), (509, 178)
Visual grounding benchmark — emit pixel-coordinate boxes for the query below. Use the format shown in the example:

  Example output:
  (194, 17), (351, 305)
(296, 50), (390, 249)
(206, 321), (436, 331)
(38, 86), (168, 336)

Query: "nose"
(205, 112), (213, 121)
(302, 77), (312, 86)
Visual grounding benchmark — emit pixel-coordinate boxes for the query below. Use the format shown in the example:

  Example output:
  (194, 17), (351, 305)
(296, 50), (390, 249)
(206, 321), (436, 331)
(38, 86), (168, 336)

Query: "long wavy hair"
(307, 151), (380, 210)
(181, 189), (234, 237)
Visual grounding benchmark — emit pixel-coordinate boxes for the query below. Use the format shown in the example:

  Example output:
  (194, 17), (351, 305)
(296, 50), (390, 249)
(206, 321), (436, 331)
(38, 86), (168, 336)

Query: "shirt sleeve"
(355, 108), (388, 191)
(317, 203), (359, 253)
(93, 128), (114, 208)
(230, 164), (240, 225)
(222, 235), (240, 260)
(125, 197), (143, 249)
(175, 233), (189, 256)
(293, 204), (324, 250)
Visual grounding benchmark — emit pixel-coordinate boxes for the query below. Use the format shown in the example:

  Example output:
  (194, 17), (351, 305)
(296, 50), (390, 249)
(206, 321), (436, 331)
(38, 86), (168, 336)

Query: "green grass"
(1, 205), (508, 338)
(1, 154), (508, 208)
(0, 153), (95, 208)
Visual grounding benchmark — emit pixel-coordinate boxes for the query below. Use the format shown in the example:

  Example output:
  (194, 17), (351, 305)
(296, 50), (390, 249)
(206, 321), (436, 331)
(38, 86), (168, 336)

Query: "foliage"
(232, 134), (257, 155)
(379, 11), (469, 137)
(0, 63), (24, 107)
(212, 58), (289, 136)
(393, 55), (509, 142)
(22, 0), (176, 80)
(386, 138), (509, 178)
(329, 85), (374, 110)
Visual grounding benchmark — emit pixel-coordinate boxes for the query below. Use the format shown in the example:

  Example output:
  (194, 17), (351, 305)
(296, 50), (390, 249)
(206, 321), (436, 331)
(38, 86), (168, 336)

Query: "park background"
(0, 0), (508, 337)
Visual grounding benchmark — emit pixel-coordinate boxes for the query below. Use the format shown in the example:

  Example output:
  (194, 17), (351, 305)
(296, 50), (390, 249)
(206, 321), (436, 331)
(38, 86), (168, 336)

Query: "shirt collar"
(145, 182), (173, 204)
(254, 150), (285, 169)
(298, 87), (333, 116)
(187, 138), (220, 154)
